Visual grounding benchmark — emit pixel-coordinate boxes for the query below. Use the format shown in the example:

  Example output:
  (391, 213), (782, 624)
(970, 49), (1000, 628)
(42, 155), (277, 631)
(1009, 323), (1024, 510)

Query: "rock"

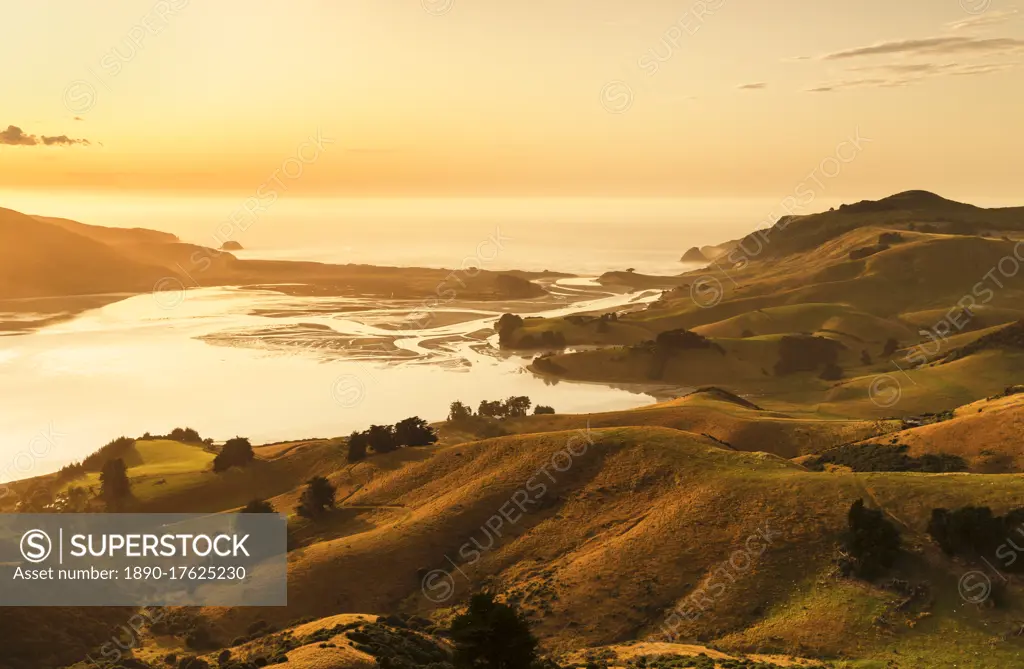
(680, 246), (707, 262)
(220, 241), (244, 251)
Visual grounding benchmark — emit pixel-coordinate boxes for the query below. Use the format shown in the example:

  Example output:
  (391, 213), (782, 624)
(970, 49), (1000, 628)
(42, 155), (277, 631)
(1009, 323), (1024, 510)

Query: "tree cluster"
(447, 396), (538, 421)
(347, 416), (438, 462)
(927, 505), (1024, 572)
(805, 443), (967, 473)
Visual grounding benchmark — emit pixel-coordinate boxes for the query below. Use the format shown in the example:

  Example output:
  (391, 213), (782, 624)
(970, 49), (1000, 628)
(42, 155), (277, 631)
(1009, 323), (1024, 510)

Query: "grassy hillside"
(131, 426), (1019, 668)
(514, 194), (1024, 418)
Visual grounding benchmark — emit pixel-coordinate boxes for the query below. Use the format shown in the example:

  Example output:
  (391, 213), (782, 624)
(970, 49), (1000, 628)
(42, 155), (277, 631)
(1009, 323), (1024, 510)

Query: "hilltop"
(504, 193), (1024, 417)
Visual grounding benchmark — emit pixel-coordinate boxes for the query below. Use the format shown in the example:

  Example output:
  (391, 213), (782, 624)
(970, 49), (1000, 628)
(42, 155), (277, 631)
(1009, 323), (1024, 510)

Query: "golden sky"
(1, 0), (1022, 198)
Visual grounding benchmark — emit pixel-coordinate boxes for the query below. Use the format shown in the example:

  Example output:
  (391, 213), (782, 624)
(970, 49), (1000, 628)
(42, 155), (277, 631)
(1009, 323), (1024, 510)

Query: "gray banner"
(0, 514), (287, 606)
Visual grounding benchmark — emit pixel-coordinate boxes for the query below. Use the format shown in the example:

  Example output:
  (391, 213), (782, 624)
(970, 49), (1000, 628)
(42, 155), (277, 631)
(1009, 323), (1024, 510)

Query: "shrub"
(926, 505), (1024, 573)
(296, 476), (336, 519)
(241, 499), (275, 514)
(451, 592), (538, 669)
(843, 499), (901, 579)
(533, 405), (555, 415)
(213, 437), (254, 472)
(774, 335), (844, 376)
(805, 443), (967, 473)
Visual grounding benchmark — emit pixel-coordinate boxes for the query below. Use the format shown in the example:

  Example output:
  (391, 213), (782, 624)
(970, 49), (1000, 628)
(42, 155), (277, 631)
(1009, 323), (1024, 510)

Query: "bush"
(451, 592), (538, 669)
(805, 443), (967, 473)
(774, 335), (844, 376)
(241, 499), (275, 514)
(296, 476), (336, 519)
(213, 437), (254, 472)
(926, 505), (1024, 573)
(533, 405), (555, 415)
(843, 499), (900, 579)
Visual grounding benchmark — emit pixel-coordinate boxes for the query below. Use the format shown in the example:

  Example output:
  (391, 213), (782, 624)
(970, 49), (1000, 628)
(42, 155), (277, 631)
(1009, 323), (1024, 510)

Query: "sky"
(1, 0), (1022, 200)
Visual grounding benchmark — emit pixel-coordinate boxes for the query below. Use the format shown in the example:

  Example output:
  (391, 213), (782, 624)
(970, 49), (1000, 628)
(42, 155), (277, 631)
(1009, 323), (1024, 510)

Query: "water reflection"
(0, 282), (661, 480)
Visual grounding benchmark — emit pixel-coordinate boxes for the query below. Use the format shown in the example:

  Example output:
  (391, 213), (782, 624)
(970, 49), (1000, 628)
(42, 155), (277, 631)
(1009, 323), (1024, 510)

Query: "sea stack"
(221, 241), (244, 251)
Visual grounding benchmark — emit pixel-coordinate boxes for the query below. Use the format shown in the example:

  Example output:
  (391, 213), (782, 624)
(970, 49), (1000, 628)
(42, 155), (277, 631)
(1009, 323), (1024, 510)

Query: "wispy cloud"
(821, 36), (1024, 60)
(806, 60), (1015, 92)
(0, 125), (91, 147)
(947, 8), (1020, 31)
(737, 82), (767, 90)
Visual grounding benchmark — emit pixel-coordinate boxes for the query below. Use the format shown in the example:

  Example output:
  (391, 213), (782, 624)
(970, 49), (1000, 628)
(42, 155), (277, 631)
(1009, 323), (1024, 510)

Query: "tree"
(882, 338), (900, 357)
(366, 424), (398, 453)
(240, 499), (275, 514)
(448, 401), (474, 422)
(533, 405), (555, 415)
(843, 499), (901, 579)
(502, 396), (532, 418)
(478, 400), (505, 419)
(496, 313), (525, 347)
(394, 416), (438, 446)
(99, 458), (131, 508)
(347, 431), (368, 462)
(296, 476), (336, 519)
(860, 349), (873, 366)
(450, 592), (538, 669)
(213, 437), (254, 472)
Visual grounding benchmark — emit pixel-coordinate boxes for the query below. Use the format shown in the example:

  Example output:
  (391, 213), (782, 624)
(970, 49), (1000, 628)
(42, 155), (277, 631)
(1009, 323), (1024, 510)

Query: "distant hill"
(0, 207), (171, 299)
(0, 205), (552, 307)
(31, 214), (179, 246)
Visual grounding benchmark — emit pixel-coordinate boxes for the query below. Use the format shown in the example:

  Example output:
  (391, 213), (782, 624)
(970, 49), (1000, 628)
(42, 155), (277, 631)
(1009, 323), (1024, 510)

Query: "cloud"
(738, 82), (767, 90)
(0, 126), (37, 146)
(0, 124), (90, 147)
(947, 8), (1020, 31)
(821, 36), (1024, 60)
(806, 60), (1015, 92)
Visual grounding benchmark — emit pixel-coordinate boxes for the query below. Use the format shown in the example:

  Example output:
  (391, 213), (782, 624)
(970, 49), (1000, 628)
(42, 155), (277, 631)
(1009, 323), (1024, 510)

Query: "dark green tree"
(366, 424), (398, 453)
(296, 476), (336, 519)
(501, 396), (532, 418)
(394, 416), (438, 446)
(448, 400), (474, 422)
(347, 430), (369, 462)
(450, 592), (538, 669)
(843, 499), (901, 579)
(533, 405), (555, 415)
(99, 458), (131, 508)
(213, 437), (255, 472)
(478, 399), (505, 418)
